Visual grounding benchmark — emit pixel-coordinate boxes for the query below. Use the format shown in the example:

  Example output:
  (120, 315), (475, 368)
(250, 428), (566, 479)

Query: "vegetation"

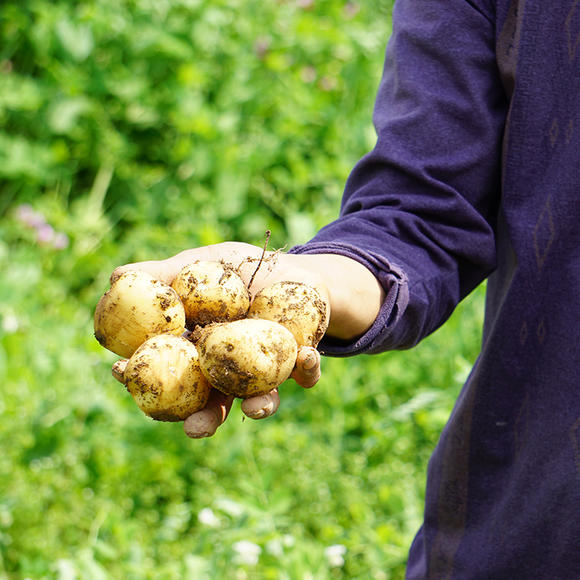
(0, 1), (484, 578)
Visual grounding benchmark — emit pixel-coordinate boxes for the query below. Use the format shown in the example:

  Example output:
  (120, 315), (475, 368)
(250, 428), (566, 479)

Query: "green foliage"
(0, 0), (486, 578)
(1, 0), (393, 254)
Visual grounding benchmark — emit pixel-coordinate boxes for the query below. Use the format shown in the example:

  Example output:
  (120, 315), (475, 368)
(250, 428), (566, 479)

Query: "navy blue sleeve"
(290, 0), (508, 355)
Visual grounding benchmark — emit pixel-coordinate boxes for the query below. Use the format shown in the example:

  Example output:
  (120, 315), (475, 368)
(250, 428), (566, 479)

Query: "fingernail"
(186, 430), (211, 439)
(302, 352), (317, 370)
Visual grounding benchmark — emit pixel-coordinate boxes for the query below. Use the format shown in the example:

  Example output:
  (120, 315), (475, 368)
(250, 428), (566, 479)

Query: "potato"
(171, 261), (250, 328)
(94, 270), (186, 358)
(119, 334), (211, 421)
(197, 318), (298, 398)
(247, 281), (329, 347)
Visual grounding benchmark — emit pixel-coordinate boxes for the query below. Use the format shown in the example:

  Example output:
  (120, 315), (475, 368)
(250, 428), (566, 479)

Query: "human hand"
(109, 242), (326, 437)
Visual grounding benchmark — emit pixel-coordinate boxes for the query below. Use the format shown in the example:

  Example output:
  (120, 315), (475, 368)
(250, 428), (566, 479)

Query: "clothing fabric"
(290, 0), (580, 577)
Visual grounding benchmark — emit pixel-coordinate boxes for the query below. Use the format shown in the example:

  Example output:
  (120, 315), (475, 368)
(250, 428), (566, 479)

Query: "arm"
(112, 0), (506, 436)
(291, 0), (507, 355)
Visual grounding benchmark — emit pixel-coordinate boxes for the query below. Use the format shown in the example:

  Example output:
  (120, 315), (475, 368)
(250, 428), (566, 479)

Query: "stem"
(247, 230), (271, 292)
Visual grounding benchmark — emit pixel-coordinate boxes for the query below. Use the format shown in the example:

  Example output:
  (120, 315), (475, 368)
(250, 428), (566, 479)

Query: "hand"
(111, 241), (330, 305)
(110, 242), (384, 437)
(110, 242), (327, 437)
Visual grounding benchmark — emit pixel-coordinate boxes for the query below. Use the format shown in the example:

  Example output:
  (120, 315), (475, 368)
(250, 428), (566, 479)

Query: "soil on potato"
(198, 326), (295, 398)
(252, 281), (328, 345)
(148, 410), (184, 422)
(205, 354), (256, 398)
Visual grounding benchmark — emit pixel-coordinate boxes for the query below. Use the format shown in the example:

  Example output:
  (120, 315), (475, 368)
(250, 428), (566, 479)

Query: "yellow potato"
(94, 270), (186, 358)
(247, 281), (329, 347)
(197, 318), (298, 398)
(120, 334), (211, 421)
(171, 261), (250, 328)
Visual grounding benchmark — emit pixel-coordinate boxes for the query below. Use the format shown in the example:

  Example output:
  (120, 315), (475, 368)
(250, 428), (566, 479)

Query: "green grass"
(0, 0), (485, 577)
(0, 228), (484, 579)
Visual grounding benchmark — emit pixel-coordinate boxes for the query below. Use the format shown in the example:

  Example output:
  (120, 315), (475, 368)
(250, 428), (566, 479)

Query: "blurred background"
(0, 1), (484, 578)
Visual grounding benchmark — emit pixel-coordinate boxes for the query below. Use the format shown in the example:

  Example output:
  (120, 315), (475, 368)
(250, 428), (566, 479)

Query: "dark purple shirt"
(291, 0), (580, 577)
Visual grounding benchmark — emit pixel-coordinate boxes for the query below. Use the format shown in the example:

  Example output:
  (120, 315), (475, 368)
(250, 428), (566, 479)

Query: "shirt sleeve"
(289, 0), (507, 356)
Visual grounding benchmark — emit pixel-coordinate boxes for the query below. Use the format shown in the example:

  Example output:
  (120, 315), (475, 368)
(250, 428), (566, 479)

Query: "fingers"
(111, 359), (128, 383)
(110, 253), (193, 286)
(116, 347), (319, 438)
(183, 389), (234, 439)
(291, 346), (321, 389)
(185, 388), (280, 438)
(109, 244), (259, 286)
(240, 348), (321, 420)
(110, 260), (169, 285)
(241, 389), (280, 419)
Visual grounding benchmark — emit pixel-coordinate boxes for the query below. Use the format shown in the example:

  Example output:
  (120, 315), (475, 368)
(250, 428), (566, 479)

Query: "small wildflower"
(36, 223), (55, 245)
(15, 204), (46, 228)
(232, 540), (261, 566)
(265, 538), (284, 557)
(319, 75), (338, 92)
(324, 544), (347, 568)
(254, 36), (271, 60)
(344, 1), (360, 18)
(197, 507), (220, 528)
(53, 559), (77, 580)
(1, 313), (19, 334)
(300, 66), (317, 84)
(52, 232), (70, 250)
(297, 0), (314, 10)
(215, 498), (245, 517)
(14, 204), (69, 251)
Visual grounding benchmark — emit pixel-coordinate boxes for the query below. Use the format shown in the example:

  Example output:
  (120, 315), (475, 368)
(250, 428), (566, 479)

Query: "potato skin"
(171, 261), (250, 328)
(247, 281), (329, 347)
(123, 334), (211, 421)
(197, 319), (298, 398)
(94, 270), (186, 358)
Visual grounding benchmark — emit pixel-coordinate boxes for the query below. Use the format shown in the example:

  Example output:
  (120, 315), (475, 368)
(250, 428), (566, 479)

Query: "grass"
(0, 1), (486, 577)
(0, 225), (484, 578)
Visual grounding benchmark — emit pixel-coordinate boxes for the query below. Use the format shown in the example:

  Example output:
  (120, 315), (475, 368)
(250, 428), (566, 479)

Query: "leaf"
(47, 97), (92, 134)
(56, 18), (94, 61)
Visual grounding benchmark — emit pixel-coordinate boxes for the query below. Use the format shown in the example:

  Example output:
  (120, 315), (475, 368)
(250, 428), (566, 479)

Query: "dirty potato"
(197, 318), (298, 398)
(120, 334), (211, 421)
(247, 281), (329, 347)
(94, 270), (186, 358)
(171, 261), (250, 328)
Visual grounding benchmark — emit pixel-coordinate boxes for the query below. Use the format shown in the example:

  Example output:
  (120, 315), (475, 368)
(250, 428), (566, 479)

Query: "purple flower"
(36, 223), (55, 245)
(52, 232), (70, 250)
(15, 204), (47, 228)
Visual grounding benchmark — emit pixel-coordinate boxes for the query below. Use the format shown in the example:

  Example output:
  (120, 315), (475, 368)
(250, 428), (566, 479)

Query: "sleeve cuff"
(288, 241), (409, 356)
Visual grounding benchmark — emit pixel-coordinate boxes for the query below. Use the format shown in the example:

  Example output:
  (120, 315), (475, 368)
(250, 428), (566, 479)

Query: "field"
(0, 1), (484, 578)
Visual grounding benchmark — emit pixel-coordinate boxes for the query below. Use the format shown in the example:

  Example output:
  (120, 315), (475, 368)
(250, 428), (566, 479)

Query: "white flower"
(324, 544), (347, 568)
(54, 559), (77, 580)
(1, 313), (19, 333)
(265, 539), (283, 557)
(198, 507), (220, 528)
(232, 540), (262, 566)
(215, 498), (245, 518)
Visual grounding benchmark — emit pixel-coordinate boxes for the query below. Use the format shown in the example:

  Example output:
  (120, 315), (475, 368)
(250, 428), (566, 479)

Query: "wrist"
(282, 253), (384, 341)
